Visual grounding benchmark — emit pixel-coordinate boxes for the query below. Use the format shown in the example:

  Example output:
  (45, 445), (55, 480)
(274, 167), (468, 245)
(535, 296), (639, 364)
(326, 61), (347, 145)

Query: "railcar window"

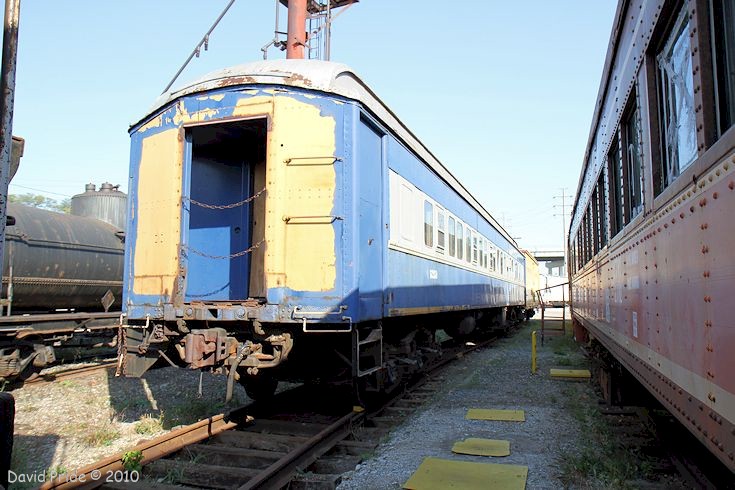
(484, 241), (489, 269)
(478, 237), (484, 268)
(456, 224), (463, 260)
(448, 217), (456, 257)
(711, 0), (735, 135)
(591, 197), (600, 254)
(597, 173), (608, 248)
(588, 209), (593, 260)
(608, 135), (624, 237)
(489, 245), (496, 271)
(466, 227), (472, 263)
(656, 6), (697, 191)
(577, 232), (583, 270)
(472, 235), (478, 265)
(624, 98), (644, 219)
(424, 201), (434, 248)
(437, 210), (446, 252)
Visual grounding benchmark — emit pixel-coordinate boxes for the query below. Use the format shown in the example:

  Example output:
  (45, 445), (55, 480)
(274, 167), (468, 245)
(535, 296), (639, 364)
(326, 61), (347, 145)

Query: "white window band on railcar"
(400, 183), (415, 242)
(386, 170), (525, 286)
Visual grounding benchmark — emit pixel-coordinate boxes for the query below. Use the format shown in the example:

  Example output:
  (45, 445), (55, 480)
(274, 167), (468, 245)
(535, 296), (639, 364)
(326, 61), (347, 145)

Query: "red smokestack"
(286, 0), (307, 59)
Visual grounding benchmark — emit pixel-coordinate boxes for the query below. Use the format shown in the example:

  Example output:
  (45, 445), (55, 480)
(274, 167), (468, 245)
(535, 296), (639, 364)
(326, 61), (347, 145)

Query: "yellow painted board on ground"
(403, 457), (528, 490)
(550, 368), (591, 379)
(466, 409), (525, 422)
(452, 438), (511, 457)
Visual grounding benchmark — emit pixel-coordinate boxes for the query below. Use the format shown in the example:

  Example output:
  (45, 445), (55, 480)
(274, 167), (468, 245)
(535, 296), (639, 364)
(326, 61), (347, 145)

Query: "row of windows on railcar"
(422, 200), (522, 282)
(570, 0), (735, 275)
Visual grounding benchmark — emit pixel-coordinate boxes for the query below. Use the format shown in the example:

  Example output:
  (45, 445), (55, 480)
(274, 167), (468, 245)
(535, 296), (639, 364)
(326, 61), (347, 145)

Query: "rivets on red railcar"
(699, 198), (707, 206)
(729, 181), (735, 190)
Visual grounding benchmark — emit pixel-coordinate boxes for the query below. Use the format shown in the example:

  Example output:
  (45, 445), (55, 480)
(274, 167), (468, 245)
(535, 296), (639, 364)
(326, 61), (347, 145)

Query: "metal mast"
(263, 0), (358, 60)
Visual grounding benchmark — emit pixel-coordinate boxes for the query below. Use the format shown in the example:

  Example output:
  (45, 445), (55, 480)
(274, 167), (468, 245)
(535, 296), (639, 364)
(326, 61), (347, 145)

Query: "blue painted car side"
(350, 106), (525, 320)
(123, 82), (524, 326)
(124, 86), (355, 323)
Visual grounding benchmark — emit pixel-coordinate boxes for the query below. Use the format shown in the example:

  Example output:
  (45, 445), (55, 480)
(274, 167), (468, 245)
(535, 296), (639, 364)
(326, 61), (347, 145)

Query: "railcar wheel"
(445, 315), (476, 338)
(240, 373), (278, 401)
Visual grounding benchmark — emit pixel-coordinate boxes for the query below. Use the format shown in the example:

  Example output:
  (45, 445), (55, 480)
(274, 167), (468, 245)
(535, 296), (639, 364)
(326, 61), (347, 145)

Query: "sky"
(11, 0), (618, 252)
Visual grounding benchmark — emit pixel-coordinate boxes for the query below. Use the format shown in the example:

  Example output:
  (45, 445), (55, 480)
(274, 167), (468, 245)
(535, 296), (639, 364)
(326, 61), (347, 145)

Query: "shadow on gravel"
(10, 434), (60, 489)
(105, 366), (250, 430)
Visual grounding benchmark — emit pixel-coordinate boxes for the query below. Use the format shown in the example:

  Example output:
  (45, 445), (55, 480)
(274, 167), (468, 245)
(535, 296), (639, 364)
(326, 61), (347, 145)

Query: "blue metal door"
(357, 117), (384, 320)
(185, 156), (252, 301)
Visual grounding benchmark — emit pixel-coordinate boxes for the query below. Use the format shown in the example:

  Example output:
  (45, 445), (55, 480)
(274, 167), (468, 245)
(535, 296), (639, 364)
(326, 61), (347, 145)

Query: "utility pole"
(553, 188), (572, 277)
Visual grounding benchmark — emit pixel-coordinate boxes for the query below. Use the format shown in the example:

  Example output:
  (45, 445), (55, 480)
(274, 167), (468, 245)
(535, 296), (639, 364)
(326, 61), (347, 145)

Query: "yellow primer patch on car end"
(133, 128), (183, 296)
(262, 95), (337, 292)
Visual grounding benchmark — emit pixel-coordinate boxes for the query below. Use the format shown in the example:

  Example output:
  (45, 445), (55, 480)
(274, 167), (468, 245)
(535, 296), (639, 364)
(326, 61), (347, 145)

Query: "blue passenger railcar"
(122, 60), (525, 396)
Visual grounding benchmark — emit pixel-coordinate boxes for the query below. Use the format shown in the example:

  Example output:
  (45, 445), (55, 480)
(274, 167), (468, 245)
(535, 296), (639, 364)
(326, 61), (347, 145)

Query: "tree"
(9, 193), (71, 214)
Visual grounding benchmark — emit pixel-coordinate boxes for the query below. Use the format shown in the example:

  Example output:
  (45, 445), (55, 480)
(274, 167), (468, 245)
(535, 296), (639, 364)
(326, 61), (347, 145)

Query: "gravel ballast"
(338, 317), (687, 489)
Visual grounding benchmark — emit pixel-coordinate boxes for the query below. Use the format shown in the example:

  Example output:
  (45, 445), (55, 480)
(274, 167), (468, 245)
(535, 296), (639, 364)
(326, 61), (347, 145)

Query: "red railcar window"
(624, 99), (644, 220)
(711, 0), (735, 135)
(656, 6), (697, 190)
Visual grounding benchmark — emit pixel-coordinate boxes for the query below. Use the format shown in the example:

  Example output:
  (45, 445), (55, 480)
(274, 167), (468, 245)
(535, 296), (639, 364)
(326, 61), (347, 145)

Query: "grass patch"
(58, 380), (76, 389)
(83, 426), (120, 447)
(135, 413), (164, 435)
(45, 465), (68, 479)
(559, 397), (654, 488)
(162, 398), (225, 428)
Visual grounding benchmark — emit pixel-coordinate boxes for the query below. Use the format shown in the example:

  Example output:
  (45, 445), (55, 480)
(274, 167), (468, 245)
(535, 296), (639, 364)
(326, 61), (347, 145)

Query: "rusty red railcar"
(569, 0), (735, 471)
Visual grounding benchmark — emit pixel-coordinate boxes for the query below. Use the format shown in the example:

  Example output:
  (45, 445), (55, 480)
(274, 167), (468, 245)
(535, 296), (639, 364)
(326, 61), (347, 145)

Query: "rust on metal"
(238, 411), (359, 489)
(286, 0), (307, 59)
(40, 409), (253, 490)
(0, 0), (21, 283)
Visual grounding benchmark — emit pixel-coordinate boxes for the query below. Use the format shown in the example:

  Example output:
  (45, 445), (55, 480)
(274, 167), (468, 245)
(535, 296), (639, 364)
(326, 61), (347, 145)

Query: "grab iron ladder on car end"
(537, 282), (569, 346)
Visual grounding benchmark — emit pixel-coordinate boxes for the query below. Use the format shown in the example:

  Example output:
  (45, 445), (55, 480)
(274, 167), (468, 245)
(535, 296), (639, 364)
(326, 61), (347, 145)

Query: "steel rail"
(50, 323), (515, 489)
(238, 410), (360, 489)
(40, 407), (253, 490)
(23, 360), (117, 386)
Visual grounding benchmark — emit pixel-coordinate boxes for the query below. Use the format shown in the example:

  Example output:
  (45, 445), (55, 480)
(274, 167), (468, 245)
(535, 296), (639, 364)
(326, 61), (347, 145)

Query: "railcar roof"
(571, 1), (626, 229)
(135, 59), (518, 251)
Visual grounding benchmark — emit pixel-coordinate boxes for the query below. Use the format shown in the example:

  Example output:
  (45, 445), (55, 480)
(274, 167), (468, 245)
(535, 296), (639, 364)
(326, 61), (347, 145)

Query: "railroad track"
(22, 360), (118, 387)
(41, 327), (507, 490)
